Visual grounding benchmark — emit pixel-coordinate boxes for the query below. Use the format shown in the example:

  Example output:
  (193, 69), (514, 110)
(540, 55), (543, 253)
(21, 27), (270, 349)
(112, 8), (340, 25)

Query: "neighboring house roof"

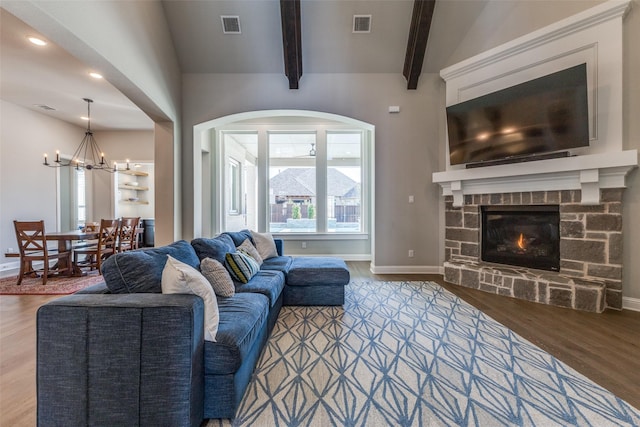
(270, 168), (360, 198)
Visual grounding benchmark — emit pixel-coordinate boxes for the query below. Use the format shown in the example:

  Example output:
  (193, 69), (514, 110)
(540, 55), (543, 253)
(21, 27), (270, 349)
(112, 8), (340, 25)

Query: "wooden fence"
(270, 204), (360, 223)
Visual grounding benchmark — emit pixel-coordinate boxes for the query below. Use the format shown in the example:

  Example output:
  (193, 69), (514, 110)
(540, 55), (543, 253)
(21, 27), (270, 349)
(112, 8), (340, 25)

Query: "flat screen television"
(446, 63), (589, 166)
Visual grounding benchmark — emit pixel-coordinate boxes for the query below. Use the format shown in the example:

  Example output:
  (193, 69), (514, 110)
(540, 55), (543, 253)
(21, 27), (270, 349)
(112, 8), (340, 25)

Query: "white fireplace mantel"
(433, 150), (638, 207)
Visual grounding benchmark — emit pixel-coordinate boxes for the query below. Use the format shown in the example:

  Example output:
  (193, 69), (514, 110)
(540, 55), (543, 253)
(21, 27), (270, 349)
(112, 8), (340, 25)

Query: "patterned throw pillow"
(250, 230), (278, 260)
(237, 238), (263, 265)
(225, 251), (260, 284)
(201, 257), (235, 297)
(161, 255), (219, 342)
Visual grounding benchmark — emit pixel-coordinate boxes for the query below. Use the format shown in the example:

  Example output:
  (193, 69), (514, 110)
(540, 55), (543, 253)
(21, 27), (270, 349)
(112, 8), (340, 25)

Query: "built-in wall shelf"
(120, 200), (150, 205)
(119, 170), (149, 177)
(118, 185), (149, 191)
(117, 164), (152, 210)
(433, 150), (638, 207)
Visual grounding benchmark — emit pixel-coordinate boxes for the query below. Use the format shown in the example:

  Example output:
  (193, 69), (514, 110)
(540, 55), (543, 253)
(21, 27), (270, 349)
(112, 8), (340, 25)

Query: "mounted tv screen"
(446, 63), (589, 166)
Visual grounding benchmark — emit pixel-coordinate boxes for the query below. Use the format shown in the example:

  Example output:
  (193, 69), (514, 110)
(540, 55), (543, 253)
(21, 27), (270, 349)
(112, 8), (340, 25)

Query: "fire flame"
(517, 233), (526, 250)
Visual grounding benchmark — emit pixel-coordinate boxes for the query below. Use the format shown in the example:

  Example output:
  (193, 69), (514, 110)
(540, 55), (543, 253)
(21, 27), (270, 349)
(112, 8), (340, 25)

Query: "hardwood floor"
(1, 262), (638, 426)
(1, 294), (58, 427)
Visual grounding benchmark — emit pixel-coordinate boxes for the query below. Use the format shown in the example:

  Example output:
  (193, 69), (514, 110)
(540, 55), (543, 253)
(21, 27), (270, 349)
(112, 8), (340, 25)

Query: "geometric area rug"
(208, 280), (640, 426)
(0, 271), (104, 295)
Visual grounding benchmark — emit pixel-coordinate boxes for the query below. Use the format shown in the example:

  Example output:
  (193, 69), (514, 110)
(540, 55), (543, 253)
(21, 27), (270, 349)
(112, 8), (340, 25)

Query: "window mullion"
(257, 128), (269, 232)
(316, 130), (327, 233)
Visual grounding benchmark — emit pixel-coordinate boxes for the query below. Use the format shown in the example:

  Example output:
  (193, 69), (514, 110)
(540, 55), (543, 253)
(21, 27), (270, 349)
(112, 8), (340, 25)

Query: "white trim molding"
(440, 0), (631, 82)
(622, 297), (640, 312)
(433, 150), (638, 207)
(369, 264), (444, 275)
(0, 261), (20, 279)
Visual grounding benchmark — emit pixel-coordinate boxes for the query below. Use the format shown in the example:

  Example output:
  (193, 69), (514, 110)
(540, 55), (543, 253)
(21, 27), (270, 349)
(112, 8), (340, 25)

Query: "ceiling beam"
(280, 0), (302, 89)
(403, 0), (436, 90)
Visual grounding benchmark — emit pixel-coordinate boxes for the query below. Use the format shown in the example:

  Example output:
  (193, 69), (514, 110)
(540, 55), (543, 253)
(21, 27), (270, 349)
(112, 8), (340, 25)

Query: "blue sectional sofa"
(36, 230), (350, 426)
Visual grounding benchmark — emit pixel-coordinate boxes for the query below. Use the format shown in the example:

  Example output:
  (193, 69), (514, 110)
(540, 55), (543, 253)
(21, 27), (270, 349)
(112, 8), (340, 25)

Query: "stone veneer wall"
(443, 189), (624, 311)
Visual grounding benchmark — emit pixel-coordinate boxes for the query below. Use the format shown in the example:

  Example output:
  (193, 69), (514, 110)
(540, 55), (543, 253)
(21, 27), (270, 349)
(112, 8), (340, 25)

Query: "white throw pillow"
(237, 238), (263, 265)
(161, 255), (219, 342)
(250, 230), (278, 260)
(201, 257), (235, 297)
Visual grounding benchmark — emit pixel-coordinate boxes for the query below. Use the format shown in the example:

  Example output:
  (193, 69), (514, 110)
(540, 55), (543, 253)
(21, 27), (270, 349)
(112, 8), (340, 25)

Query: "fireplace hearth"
(482, 205), (560, 271)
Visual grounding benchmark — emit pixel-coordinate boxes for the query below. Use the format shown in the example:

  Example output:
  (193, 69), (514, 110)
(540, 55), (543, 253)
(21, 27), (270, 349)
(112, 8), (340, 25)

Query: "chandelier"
(43, 98), (128, 172)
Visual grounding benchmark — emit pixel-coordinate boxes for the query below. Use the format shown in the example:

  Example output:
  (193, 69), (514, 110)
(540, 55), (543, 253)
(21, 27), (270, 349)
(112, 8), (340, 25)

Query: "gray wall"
(622, 1), (640, 301)
(1, 101), (79, 263)
(182, 73), (443, 268)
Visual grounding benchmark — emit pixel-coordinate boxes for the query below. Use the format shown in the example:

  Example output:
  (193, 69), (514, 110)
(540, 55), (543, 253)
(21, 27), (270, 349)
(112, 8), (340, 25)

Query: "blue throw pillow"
(191, 234), (236, 264)
(223, 229), (254, 247)
(102, 240), (200, 293)
(225, 251), (260, 284)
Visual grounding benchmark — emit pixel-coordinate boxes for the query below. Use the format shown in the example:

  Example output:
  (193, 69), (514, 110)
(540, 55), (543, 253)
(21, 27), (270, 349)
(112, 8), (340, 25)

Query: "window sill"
(272, 233), (369, 240)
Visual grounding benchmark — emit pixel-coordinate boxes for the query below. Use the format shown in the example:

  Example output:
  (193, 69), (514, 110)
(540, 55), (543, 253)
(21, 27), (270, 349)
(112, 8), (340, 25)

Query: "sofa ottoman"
(284, 257), (350, 305)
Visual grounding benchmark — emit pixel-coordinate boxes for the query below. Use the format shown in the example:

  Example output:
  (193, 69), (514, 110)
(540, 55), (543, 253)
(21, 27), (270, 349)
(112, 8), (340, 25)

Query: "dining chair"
(13, 220), (72, 285)
(73, 219), (120, 274)
(82, 222), (100, 232)
(117, 217), (141, 253)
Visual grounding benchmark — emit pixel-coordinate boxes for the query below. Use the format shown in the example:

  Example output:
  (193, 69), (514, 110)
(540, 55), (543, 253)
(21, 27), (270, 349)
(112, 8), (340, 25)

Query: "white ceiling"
(1, 1), (490, 131)
(0, 9), (154, 131)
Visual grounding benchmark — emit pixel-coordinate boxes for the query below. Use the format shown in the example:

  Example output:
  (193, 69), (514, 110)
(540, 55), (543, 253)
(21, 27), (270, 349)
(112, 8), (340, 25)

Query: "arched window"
(195, 110), (374, 257)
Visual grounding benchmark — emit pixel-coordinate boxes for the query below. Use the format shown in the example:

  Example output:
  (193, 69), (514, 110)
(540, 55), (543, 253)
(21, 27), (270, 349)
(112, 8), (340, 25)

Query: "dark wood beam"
(403, 0), (436, 90)
(280, 0), (302, 89)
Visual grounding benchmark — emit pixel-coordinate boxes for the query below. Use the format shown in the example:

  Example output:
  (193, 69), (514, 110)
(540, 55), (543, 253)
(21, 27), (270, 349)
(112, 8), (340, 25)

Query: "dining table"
(46, 229), (100, 276)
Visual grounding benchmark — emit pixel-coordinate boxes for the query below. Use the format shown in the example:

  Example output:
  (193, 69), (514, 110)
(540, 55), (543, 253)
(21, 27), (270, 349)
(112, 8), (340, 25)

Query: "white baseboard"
(338, 254), (371, 262)
(0, 261), (20, 279)
(369, 264), (444, 275)
(622, 296), (640, 312)
(285, 254), (371, 261)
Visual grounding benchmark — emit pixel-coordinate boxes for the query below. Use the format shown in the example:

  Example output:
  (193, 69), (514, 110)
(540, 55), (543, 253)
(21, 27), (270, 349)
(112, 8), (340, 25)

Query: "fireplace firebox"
(481, 205), (560, 271)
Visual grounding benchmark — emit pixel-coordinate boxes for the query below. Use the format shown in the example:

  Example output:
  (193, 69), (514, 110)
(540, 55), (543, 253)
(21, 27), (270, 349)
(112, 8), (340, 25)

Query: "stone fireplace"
(443, 189), (624, 312)
(432, 1), (637, 312)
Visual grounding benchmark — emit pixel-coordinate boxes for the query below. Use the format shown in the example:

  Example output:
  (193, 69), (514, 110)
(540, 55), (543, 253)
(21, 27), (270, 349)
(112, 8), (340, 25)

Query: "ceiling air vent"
(221, 15), (241, 34)
(353, 15), (371, 33)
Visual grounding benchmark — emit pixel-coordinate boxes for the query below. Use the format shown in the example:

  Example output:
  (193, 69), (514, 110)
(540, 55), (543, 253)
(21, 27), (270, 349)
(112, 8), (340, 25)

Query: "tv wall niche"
(439, 0), (631, 171)
(433, 0), (637, 208)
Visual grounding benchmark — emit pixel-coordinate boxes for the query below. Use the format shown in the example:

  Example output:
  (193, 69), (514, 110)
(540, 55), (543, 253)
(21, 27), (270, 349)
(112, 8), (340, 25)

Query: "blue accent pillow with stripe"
(225, 251), (260, 284)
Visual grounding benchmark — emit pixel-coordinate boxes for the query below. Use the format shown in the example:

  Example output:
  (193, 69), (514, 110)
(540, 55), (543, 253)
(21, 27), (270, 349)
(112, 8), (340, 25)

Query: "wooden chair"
(73, 219), (120, 274)
(82, 222), (100, 232)
(13, 220), (72, 285)
(117, 217), (141, 253)
(74, 222), (100, 249)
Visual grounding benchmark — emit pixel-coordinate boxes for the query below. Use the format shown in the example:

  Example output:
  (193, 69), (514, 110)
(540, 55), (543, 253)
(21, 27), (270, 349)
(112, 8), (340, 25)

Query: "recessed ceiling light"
(28, 36), (47, 46)
(81, 116), (89, 121)
(89, 72), (103, 79)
